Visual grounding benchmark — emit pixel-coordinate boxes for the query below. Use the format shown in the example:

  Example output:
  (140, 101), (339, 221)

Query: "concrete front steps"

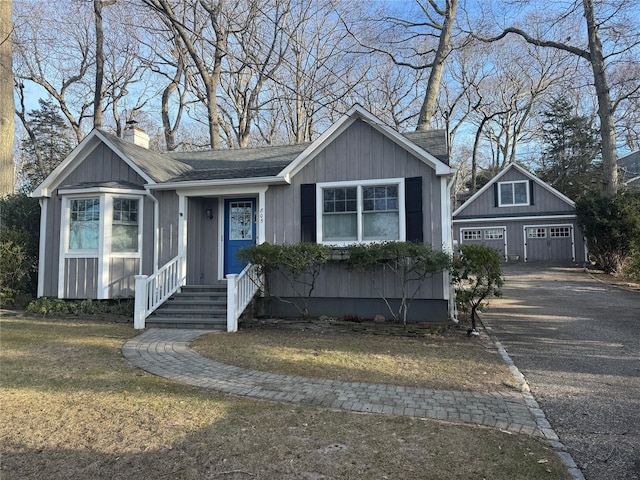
(145, 285), (228, 330)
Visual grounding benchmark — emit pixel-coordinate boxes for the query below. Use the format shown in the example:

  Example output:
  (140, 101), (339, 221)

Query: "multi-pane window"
(69, 198), (100, 250)
(550, 226), (571, 238)
(499, 181), (529, 206)
(362, 185), (399, 240)
(484, 228), (504, 240)
(462, 230), (482, 240)
(321, 182), (400, 242)
(527, 227), (547, 238)
(322, 187), (357, 241)
(112, 198), (139, 252)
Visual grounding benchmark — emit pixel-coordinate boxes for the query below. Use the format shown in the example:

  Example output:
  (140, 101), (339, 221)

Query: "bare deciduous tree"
(13, 1), (95, 143)
(0, 0), (14, 196)
(474, 0), (640, 196)
(339, 0), (460, 131)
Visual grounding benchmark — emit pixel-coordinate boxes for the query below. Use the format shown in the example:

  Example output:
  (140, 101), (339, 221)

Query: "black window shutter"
(494, 183), (499, 207)
(300, 183), (316, 242)
(405, 177), (423, 243)
(529, 179), (535, 205)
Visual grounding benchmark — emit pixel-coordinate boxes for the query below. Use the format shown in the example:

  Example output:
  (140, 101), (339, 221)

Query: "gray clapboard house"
(453, 163), (587, 264)
(32, 105), (455, 330)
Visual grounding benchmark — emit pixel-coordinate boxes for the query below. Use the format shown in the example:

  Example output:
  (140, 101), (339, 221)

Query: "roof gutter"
(146, 175), (290, 191)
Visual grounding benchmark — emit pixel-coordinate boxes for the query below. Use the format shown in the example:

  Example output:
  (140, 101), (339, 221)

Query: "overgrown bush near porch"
(238, 242), (331, 319)
(346, 241), (451, 325)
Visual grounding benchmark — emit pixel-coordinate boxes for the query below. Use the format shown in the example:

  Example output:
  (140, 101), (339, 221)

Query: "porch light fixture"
(205, 208), (214, 220)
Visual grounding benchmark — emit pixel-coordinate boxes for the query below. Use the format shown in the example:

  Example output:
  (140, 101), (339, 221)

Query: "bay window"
(62, 193), (142, 256)
(69, 198), (100, 251)
(112, 198), (139, 252)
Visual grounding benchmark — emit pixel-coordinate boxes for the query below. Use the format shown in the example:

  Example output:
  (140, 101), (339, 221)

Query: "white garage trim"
(523, 223), (575, 262)
(453, 214), (576, 224)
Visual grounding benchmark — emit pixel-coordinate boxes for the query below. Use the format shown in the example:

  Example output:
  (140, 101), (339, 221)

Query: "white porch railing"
(134, 255), (185, 329)
(226, 263), (263, 332)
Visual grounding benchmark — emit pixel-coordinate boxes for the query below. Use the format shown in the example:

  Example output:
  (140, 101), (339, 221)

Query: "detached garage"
(453, 163), (587, 265)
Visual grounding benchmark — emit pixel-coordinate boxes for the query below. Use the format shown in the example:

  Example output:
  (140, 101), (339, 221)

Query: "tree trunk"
(583, 0), (618, 197)
(0, 0), (14, 196)
(93, 0), (105, 130)
(416, 0), (459, 131)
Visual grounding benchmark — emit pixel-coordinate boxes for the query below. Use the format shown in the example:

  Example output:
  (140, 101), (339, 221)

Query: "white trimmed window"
(499, 180), (529, 206)
(317, 179), (405, 244)
(69, 198), (100, 251)
(462, 229), (482, 240)
(62, 192), (143, 257)
(112, 198), (140, 252)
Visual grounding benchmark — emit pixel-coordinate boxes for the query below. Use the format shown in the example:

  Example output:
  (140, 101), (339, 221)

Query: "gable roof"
(32, 106), (452, 197)
(453, 163), (576, 217)
(280, 105), (452, 180)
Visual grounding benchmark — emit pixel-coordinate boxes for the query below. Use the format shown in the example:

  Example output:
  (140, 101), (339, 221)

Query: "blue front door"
(224, 198), (256, 276)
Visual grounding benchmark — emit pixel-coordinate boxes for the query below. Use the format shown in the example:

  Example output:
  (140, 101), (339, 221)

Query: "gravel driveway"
(482, 264), (640, 480)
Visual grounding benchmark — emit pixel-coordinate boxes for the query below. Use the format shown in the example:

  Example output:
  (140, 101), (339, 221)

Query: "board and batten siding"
(41, 142), (155, 298)
(456, 218), (585, 264)
(156, 190), (180, 267)
(457, 168), (575, 218)
(186, 197), (220, 284)
(109, 258), (140, 297)
(64, 258), (98, 298)
(264, 118), (445, 302)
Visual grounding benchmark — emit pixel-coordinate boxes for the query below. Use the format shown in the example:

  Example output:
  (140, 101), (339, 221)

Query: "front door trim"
(216, 187), (267, 281)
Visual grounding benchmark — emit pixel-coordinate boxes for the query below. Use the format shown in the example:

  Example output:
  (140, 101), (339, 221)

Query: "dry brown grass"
(192, 321), (517, 392)
(1, 313), (571, 480)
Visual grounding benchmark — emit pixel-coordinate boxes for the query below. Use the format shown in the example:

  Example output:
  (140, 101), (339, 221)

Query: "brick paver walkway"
(122, 328), (551, 438)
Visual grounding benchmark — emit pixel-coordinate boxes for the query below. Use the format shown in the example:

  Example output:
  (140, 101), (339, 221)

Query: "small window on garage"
(462, 230), (482, 240)
(550, 226), (571, 238)
(527, 227), (547, 238)
(484, 228), (504, 240)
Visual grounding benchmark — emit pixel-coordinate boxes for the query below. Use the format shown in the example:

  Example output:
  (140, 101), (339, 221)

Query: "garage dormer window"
(498, 180), (529, 206)
(317, 179), (405, 245)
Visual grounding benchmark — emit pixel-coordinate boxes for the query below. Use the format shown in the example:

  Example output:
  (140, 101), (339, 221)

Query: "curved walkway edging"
(123, 328), (542, 437)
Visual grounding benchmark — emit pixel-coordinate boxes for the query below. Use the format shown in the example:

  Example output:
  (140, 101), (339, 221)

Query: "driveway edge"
(479, 314), (586, 480)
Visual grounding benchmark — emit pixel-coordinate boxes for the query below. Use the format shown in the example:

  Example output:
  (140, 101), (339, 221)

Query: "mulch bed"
(240, 316), (470, 338)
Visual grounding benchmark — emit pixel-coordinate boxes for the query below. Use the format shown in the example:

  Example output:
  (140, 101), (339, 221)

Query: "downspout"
(36, 198), (48, 298)
(445, 173), (458, 324)
(144, 188), (159, 273)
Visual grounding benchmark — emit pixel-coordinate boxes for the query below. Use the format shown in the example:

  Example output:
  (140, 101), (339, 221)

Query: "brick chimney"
(124, 122), (150, 149)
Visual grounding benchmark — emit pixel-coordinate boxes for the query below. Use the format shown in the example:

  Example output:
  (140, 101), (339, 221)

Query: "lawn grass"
(192, 324), (517, 392)
(1, 314), (571, 480)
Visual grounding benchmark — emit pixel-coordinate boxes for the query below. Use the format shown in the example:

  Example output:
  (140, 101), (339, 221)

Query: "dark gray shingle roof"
(402, 130), (449, 164)
(100, 127), (448, 185)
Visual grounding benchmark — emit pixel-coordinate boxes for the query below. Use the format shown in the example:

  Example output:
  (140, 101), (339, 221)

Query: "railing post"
(134, 274), (148, 330)
(226, 274), (238, 333)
